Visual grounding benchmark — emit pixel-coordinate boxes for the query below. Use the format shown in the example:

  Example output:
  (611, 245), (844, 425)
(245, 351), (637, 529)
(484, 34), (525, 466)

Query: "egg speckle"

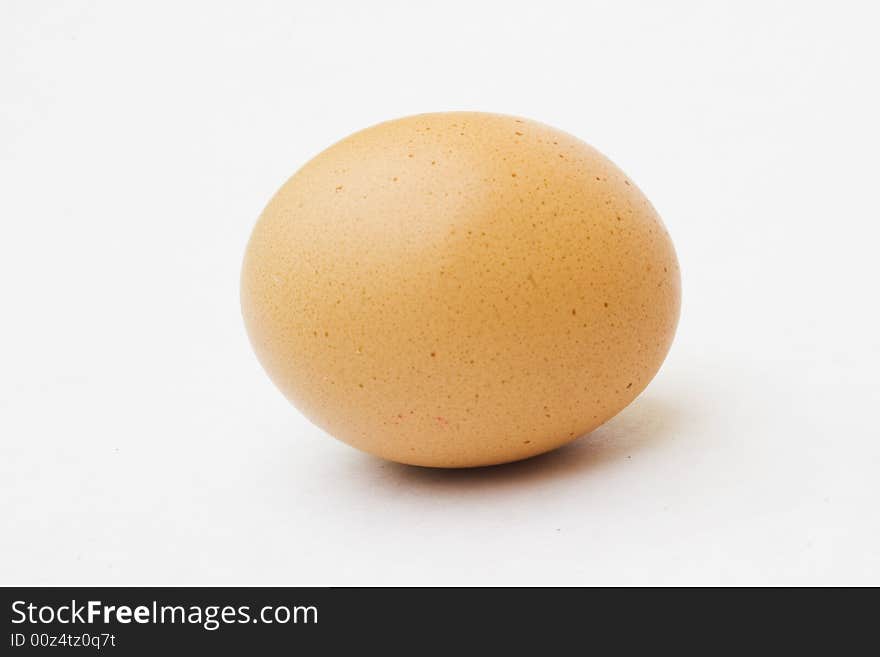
(241, 112), (680, 467)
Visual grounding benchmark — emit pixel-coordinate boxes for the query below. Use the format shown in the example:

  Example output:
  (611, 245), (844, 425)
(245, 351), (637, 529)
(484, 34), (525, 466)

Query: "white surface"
(2, 0), (879, 586)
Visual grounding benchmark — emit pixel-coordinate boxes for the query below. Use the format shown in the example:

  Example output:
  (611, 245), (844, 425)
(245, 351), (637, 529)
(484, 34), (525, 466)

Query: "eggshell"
(241, 112), (680, 467)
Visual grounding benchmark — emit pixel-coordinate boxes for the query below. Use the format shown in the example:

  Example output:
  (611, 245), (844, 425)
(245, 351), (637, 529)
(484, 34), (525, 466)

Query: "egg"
(241, 112), (680, 467)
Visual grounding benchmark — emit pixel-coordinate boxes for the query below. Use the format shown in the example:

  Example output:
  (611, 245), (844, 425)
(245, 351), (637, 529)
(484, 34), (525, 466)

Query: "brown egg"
(241, 112), (680, 468)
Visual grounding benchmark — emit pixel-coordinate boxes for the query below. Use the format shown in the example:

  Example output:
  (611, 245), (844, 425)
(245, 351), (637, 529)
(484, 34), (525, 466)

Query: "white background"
(2, 1), (879, 586)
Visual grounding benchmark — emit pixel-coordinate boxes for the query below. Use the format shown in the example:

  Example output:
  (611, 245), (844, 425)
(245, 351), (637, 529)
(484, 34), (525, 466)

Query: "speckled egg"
(241, 112), (680, 467)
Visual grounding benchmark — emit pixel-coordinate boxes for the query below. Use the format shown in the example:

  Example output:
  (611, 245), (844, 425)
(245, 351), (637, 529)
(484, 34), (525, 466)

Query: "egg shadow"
(349, 394), (684, 494)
